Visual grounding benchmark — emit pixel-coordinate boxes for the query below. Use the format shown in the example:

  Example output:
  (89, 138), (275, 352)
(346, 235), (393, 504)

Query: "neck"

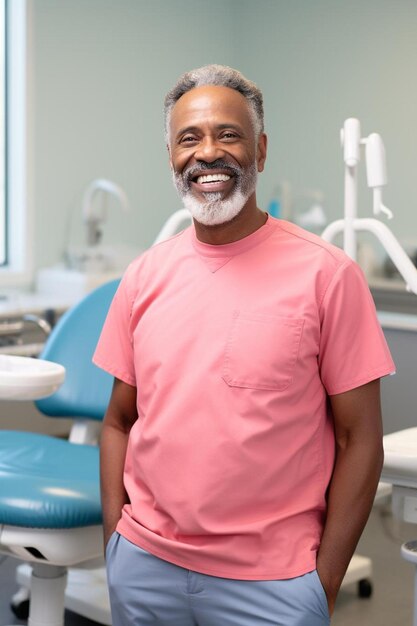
(193, 197), (268, 245)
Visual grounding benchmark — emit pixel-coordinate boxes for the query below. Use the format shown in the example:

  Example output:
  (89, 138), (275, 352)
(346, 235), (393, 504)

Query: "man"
(94, 65), (395, 625)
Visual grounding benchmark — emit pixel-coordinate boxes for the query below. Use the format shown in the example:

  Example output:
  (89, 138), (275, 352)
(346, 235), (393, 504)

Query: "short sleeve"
(93, 270), (136, 386)
(318, 259), (395, 395)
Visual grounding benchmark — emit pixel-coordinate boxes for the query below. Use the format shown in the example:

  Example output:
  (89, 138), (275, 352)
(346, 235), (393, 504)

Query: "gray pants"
(106, 532), (330, 626)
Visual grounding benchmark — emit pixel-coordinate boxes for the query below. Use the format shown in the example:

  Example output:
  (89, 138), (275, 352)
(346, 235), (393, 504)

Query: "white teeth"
(196, 173), (231, 184)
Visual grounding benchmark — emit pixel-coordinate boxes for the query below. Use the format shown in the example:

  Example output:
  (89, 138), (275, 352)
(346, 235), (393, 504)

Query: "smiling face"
(168, 85), (267, 226)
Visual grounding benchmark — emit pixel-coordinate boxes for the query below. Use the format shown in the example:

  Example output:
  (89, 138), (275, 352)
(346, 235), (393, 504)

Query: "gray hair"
(164, 64), (264, 142)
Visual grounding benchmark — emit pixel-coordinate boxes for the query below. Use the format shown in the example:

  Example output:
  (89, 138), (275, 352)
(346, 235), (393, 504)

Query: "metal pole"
(344, 164), (357, 261)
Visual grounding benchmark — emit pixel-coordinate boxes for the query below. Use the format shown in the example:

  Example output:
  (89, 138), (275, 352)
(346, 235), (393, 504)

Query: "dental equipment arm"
(152, 208), (192, 245)
(323, 118), (417, 292)
(317, 379), (384, 616)
(322, 218), (417, 294)
(365, 133), (393, 220)
(82, 179), (130, 247)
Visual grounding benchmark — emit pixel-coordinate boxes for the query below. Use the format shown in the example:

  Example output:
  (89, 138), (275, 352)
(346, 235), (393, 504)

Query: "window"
(0, 0), (32, 286)
(0, 0), (5, 264)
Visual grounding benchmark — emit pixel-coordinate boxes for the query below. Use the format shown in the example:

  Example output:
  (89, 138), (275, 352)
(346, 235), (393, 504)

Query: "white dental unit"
(2, 119), (417, 624)
(321, 118), (417, 625)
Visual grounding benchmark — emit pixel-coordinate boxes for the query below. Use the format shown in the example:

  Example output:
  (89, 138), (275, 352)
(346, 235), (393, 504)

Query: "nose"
(194, 137), (225, 163)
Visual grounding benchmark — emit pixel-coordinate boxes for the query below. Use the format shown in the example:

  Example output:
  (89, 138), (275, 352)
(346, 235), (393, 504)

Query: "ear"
(167, 144), (173, 170)
(256, 133), (267, 173)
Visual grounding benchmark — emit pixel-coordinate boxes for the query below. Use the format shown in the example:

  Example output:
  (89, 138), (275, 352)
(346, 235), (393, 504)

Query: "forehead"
(170, 85), (254, 136)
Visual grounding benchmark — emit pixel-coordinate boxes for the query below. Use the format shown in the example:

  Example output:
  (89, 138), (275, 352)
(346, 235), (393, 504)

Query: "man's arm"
(316, 378), (384, 615)
(100, 377), (138, 551)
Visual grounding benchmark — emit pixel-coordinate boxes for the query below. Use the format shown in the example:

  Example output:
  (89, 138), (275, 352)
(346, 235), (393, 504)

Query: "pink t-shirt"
(93, 216), (395, 580)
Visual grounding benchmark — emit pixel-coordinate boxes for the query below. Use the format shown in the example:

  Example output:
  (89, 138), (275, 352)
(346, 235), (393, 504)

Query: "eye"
(220, 131), (239, 141)
(179, 135), (198, 145)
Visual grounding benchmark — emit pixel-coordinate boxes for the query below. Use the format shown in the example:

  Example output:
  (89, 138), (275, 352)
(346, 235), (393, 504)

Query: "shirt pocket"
(222, 311), (304, 391)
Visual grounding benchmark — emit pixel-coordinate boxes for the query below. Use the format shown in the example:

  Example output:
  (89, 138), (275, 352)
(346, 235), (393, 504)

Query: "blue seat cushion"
(0, 431), (102, 528)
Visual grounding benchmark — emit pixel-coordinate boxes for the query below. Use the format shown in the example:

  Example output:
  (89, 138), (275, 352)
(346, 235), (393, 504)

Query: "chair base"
(10, 563), (68, 626)
(1, 523), (106, 625)
(16, 563), (112, 625)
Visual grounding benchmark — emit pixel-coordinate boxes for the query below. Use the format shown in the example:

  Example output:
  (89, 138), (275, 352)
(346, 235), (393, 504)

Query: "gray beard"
(172, 162), (258, 227)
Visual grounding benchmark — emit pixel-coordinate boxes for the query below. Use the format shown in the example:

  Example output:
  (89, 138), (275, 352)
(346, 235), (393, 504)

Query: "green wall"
(33, 0), (240, 270)
(239, 0), (417, 247)
(33, 0), (417, 275)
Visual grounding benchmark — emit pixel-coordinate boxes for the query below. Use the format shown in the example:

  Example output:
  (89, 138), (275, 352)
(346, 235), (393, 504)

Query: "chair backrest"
(35, 279), (120, 421)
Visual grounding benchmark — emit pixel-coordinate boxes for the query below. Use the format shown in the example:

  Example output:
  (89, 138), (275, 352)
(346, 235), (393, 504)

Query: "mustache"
(182, 160), (242, 187)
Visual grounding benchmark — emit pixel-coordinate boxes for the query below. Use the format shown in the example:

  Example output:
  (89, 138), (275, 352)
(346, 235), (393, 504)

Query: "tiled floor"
(0, 506), (415, 625)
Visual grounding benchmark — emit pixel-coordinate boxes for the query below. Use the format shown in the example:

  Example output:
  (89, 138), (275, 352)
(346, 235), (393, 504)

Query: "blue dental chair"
(0, 279), (120, 626)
